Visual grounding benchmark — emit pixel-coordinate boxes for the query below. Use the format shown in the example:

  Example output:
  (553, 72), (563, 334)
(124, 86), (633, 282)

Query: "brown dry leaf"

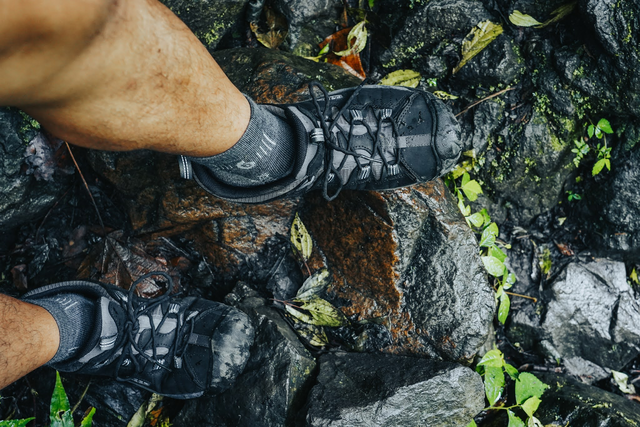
(319, 27), (366, 80)
(250, 6), (288, 49)
(77, 230), (180, 297)
(11, 264), (28, 291)
(554, 242), (574, 256)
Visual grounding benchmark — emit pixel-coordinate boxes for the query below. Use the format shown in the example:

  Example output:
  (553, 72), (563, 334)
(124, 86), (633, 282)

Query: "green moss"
(383, 58), (397, 68)
(18, 110), (41, 143)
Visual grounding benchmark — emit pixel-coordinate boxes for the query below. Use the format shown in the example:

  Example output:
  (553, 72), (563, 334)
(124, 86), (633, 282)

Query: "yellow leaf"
(433, 90), (459, 100)
(540, 2), (576, 28)
(334, 21), (368, 56)
(453, 21), (503, 74)
(631, 267), (639, 285)
(290, 213), (313, 261)
(379, 70), (421, 88)
(509, 10), (543, 27)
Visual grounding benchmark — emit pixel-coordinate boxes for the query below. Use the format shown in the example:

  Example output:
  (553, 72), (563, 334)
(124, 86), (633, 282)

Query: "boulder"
(302, 352), (484, 427)
(173, 283), (317, 427)
(541, 259), (640, 372)
(534, 372), (640, 426)
(302, 181), (495, 362)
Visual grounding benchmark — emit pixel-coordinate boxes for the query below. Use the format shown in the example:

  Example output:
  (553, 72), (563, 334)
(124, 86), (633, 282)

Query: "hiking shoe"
(179, 82), (461, 203)
(23, 273), (254, 399)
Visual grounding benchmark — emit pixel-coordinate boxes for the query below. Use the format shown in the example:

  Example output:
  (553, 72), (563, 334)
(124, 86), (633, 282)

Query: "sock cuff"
(26, 298), (73, 364)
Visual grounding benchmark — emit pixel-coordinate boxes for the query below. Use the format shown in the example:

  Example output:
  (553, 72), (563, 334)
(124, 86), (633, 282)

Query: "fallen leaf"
(433, 90), (459, 100)
(379, 69), (421, 88)
(11, 264), (28, 291)
(290, 213), (313, 262)
(509, 2), (576, 28)
(453, 21), (503, 74)
(333, 21), (368, 56)
(319, 27), (366, 79)
(554, 242), (574, 256)
(250, 6), (288, 49)
(508, 10), (543, 27)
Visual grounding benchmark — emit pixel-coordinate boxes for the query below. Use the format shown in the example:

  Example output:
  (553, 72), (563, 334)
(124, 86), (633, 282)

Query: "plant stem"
(456, 87), (514, 117)
(65, 142), (106, 233)
(505, 291), (537, 303)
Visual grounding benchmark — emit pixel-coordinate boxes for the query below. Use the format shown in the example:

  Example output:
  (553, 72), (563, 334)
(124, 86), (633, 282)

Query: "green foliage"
(291, 213), (313, 262)
(3, 372), (94, 427)
(572, 118), (614, 177)
(566, 190), (581, 201)
(378, 69), (421, 88)
(474, 350), (548, 427)
(448, 172), (515, 325)
(508, 2), (576, 28)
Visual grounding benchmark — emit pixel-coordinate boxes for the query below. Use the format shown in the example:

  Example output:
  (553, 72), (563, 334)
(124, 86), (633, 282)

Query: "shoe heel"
(179, 155), (193, 179)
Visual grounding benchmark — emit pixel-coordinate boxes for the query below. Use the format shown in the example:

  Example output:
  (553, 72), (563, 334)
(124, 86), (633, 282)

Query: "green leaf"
(508, 10), (543, 27)
(598, 118), (613, 134)
(467, 212), (485, 228)
(504, 363), (520, 380)
(458, 198), (471, 216)
(433, 90), (459, 100)
(592, 158), (607, 176)
(477, 349), (504, 368)
(507, 410), (526, 427)
(296, 268), (331, 299)
(379, 70), (421, 88)
(291, 213), (313, 261)
(588, 124), (595, 138)
(461, 180), (483, 201)
(521, 396), (542, 417)
(293, 323), (329, 347)
(498, 292), (510, 324)
(128, 393), (163, 427)
(604, 158), (611, 171)
(483, 256), (506, 277)
(80, 407), (96, 427)
(318, 44), (330, 55)
(50, 372), (73, 427)
(489, 245), (507, 263)
(334, 21), (368, 56)
(368, 0), (375, 9)
(453, 21), (503, 74)
(506, 273), (517, 286)
(595, 126), (603, 139)
(466, 421), (478, 427)
(289, 296), (348, 327)
(612, 370), (636, 394)
(461, 172), (471, 187)
(480, 208), (492, 226)
(479, 222), (499, 247)
(515, 373), (548, 404)
(0, 419), (36, 427)
(484, 366), (505, 406)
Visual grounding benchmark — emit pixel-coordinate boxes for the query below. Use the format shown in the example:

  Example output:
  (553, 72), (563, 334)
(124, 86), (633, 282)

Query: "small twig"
(65, 142), (105, 233)
(71, 380), (92, 414)
(456, 87), (515, 117)
(505, 291), (538, 303)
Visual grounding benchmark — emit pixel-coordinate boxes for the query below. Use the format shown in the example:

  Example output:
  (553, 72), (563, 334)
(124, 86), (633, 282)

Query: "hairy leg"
(0, 0), (249, 156)
(0, 294), (59, 389)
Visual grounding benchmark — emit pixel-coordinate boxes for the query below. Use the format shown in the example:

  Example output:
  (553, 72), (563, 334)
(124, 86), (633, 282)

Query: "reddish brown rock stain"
(303, 191), (401, 319)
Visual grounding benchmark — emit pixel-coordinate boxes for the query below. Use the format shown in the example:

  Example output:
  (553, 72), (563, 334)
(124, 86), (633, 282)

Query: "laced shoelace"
(113, 272), (195, 380)
(301, 81), (403, 201)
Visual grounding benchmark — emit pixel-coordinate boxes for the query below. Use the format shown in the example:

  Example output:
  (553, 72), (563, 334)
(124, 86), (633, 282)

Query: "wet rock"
(303, 181), (495, 362)
(160, 0), (248, 51)
(453, 35), (525, 88)
(174, 283), (316, 427)
(534, 372), (640, 426)
(541, 259), (640, 372)
(488, 0), (569, 19)
(272, 0), (342, 52)
(71, 380), (149, 427)
(593, 146), (640, 260)
(380, 0), (493, 71)
(302, 352), (484, 427)
(0, 108), (71, 244)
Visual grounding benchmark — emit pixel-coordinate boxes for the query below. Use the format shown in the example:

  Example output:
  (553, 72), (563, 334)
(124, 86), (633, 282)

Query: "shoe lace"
(303, 81), (402, 201)
(114, 272), (195, 379)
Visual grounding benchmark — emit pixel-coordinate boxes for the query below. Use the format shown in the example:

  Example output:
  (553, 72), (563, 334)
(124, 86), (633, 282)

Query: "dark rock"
(380, 0), (493, 70)
(454, 35), (525, 88)
(487, 0), (569, 19)
(534, 372), (640, 426)
(273, 0), (342, 52)
(302, 181), (495, 362)
(303, 352), (484, 427)
(74, 380), (149, 427)
(541, 259), (640, 372)
(173, 283), (316, 427)
(160, 0), (248, 51)
(0, 108), (71, 238)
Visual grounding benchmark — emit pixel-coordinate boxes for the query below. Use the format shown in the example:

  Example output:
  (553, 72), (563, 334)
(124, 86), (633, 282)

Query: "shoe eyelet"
(310, 128), (325, 143)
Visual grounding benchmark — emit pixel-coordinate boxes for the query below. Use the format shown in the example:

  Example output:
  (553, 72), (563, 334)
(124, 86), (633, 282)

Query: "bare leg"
(0, 0), (250, 156)
(0, 294), (59, 389)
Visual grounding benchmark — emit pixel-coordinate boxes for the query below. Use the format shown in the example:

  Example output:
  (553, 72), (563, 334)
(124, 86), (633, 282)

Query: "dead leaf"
(11, 264), (28, 291)
(250, 6), (288, 49)
(77, 231), (181, 297)
(554, 242), (574, 256)
(453, 21), (503, 74)
(319, 27), (366, 79)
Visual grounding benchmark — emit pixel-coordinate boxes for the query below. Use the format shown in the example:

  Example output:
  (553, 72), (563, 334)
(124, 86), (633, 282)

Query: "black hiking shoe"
(179, 82), (461, 203)
(23, 273), (254, 399)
